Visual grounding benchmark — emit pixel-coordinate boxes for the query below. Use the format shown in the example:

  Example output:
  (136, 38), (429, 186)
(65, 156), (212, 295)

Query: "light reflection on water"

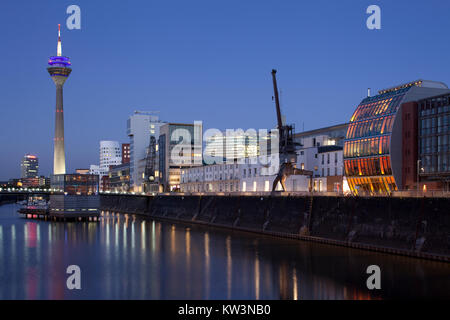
(0, 203), (449, 300)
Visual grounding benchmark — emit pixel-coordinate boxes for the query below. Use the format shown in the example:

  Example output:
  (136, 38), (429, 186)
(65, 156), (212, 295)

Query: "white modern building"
(127, 111), (165, 192)
(100, 141), (122, 171)
(180, 155), (310, 193)
(180, 123), (351, 194)
(240, 155), (310, 192)
(89, 140), (122, 178)
(181, 162), (241, 193)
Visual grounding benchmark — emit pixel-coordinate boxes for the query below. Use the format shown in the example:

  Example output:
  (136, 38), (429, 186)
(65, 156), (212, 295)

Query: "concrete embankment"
(100, 194), (450, 262)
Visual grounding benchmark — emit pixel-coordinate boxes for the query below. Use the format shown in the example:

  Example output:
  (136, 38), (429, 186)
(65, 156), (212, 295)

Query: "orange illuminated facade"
(344, 88), (407, 194)
(344, 80), (450, 195)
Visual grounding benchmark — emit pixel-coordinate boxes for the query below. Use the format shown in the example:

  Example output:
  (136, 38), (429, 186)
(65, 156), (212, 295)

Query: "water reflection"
(254, 250), (260, 300)
(204, 232), (210, 299)
(141, 221), (146, 250)
(226, 236), (232, 299)
(293, 268), (298, 300)
(0, 203), (449, 299)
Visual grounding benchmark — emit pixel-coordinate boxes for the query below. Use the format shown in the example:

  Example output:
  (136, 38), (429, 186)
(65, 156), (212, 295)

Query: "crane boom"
(269, 68), (306, 192)
(271, 69), (283, 129)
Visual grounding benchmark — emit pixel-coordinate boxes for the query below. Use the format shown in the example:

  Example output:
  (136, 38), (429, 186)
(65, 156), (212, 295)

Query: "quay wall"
(100, 194), (450, 261)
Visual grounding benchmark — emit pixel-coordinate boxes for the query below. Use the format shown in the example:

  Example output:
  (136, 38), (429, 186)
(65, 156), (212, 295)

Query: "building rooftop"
(378, 79), (448, 95)
(294, 123), (349, 138)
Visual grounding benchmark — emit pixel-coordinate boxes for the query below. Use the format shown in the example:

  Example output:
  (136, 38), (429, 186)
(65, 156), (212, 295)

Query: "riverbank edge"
(105, 206), (450, 263)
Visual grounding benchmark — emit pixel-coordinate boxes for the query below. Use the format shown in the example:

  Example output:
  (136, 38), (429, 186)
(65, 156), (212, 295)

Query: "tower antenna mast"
(57, 24), (62, 57)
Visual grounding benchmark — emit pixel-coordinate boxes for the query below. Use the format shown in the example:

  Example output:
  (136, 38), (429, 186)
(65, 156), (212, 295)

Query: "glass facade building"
(109, 163), (131, 192)
(158, 122), (203, 192)
(344, 80), (449, 195)
(418, 93), (450, 187)
(51, 174), (99, 195)
(49, 174), (100, 218)
(344, 88), (408, 194)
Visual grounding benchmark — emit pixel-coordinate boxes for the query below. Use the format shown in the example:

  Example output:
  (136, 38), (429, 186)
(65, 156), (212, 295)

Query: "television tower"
(48, 24), (72, 175)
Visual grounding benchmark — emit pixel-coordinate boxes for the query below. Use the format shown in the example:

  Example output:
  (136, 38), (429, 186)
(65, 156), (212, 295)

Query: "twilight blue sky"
(0, 0), (449, 180)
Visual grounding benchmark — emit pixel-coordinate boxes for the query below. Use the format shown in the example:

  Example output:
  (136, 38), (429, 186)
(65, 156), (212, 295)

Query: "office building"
(89, 140), (122, 187)
(181, 162), (241, 193)
(158, 122), (203, 192)
(181, 155), (310, 193)
(50, 174), (100, 218)
(127, 111), (164, 191)
(109, 163), (130, 192)
(414, 92), (450, 191)
(39, 176), (50, 188)
(204, 130), (260, 163)
(181, 124), (350, 194)
(101, 175), (110, 192)
(21, 154), (39, 179)
(315, 146), (345, 192)
(295, 124), (349, 192)
(344, 80), (449, 195)
(99, 140), (122, 171)
(21, 178), (40, 188)
(142, 135), (159, 193)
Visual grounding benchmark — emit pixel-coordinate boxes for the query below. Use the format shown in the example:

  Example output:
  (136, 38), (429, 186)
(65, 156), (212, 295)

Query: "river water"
(0, 203), (448, 299)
